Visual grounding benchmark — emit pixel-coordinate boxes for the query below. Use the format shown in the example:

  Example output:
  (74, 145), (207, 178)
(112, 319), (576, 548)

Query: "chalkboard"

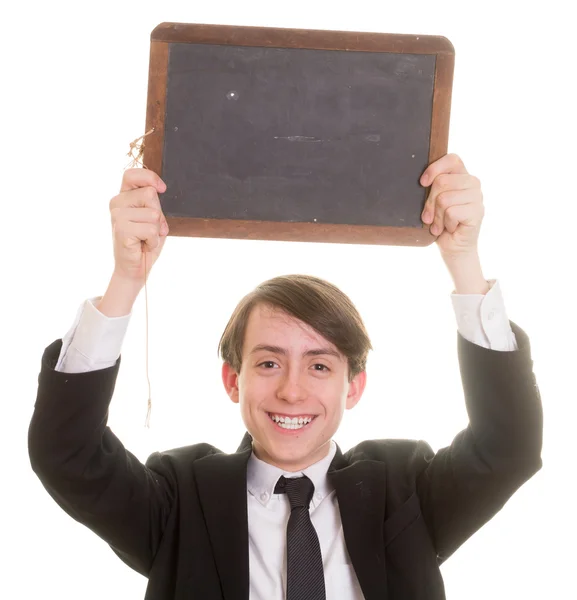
(144, 23), (455, 246)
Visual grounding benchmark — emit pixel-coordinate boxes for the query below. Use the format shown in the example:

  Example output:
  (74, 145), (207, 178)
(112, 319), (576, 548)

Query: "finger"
(442, 204), (483, 234)
(421, 174), (481, 223)
(430, 173), (480, 193)
(111, 186), (162, 211)
(121, 168), (166, 194)
(111, 190), (169, 234)
(121, 206), (169, 236)
(120, 221), (162, 251)
(119, 207), (165, 226)
(420, 153), (468, 187)
(430, 188), (479, 235)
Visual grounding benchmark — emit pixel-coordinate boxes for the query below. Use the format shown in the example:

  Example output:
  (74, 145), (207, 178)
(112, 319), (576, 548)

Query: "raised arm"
(413, 154), (543, 560)
(28, 169), (173, 575)
(414, 320), (542, 561)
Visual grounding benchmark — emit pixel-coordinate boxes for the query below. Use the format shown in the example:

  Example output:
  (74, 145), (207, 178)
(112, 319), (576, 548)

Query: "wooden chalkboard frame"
(144, 22), (455, 246)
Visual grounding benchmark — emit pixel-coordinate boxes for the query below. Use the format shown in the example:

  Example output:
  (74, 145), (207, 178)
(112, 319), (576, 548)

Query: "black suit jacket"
(28, 322), (542, 599)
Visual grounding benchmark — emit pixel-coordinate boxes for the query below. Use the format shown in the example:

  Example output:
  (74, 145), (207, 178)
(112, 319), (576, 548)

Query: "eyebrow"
(249, 344), (342, 359)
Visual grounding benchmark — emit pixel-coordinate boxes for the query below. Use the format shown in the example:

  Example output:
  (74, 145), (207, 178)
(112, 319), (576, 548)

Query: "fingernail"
(421, 174), (429, 186)
(158, 179), (167, 193)
(422, 209), (431, 224)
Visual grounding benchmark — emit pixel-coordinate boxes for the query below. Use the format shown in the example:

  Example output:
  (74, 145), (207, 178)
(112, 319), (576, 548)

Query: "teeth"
(269, 414), (313, 429)
(279, 422), (301, 430)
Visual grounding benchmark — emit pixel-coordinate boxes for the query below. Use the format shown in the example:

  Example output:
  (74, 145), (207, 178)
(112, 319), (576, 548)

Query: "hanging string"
(143, 249), (152, 428)
(124, 128), (155, 427)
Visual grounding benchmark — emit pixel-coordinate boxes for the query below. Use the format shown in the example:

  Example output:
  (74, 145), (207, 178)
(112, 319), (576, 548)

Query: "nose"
(276, 370), (307, 404)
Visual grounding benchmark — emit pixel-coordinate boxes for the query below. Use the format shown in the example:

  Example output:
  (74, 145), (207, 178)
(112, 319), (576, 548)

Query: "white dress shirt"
(54, 279), (517, 599)
(246, 442), (364, 598)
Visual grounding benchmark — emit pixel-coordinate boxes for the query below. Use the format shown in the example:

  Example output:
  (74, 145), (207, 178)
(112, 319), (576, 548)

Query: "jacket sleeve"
(415, 321), (543, 563)
(28, 339), (175, 576)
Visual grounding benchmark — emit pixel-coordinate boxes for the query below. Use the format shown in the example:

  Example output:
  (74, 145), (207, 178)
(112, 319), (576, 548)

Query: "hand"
(109, 168), (169, 284)
(420, 153), (484, 258)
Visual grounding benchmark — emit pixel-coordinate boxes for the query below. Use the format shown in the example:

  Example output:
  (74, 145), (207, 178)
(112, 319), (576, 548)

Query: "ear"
(345, 370), (367, 410)
(222, 362), (240, 404)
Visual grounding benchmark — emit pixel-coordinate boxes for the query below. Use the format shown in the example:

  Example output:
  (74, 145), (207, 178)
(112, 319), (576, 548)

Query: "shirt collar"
(247, 441), (337, 507)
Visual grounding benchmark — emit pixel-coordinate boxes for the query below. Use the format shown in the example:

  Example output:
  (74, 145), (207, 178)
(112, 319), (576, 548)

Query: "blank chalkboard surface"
(144, 23), (455, 246)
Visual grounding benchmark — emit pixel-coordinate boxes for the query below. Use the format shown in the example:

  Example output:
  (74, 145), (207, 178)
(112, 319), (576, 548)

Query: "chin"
(260, 436), (330, 471)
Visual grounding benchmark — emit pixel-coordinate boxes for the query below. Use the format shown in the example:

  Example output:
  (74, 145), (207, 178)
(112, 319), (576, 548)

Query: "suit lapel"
(195, 433), (253, 600)
(194, 436), (388, 600)
(328, 445), (388, 600)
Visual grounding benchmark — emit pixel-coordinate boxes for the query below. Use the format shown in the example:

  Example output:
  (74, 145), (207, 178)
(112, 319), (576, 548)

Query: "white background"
(2, 0), (575, 598)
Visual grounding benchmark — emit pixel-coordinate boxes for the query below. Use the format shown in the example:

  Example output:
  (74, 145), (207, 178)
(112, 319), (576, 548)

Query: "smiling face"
(222, 303), (366, 471)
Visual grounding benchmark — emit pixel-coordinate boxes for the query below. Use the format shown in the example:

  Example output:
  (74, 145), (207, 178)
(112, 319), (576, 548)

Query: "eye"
(258, 361), (278, 369)
(312, 363), (330, 372)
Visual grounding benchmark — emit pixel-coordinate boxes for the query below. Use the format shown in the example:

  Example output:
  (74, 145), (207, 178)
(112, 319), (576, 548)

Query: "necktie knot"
(274, 475), (315, 510)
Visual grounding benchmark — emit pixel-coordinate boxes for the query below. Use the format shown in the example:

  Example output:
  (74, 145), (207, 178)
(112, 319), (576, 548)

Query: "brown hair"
(218, 274), (372, 381)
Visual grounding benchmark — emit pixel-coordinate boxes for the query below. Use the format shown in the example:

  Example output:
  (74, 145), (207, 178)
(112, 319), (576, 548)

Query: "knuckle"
(110, 206), (122, 226)
(436, 174), (450, 189)
(120, 169), (133, 187)
(436, 192), (450, 208)
(109, 194), (120, 210)
(145, 185), (158, 202)
(123, 167), (146, 184)
(133, 186), (153, 205)
(150, 208), (162, 222)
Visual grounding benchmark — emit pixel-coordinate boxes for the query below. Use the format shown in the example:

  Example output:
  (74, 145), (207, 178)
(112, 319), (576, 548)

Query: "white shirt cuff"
(55, 297), (132, 373)
(451, 279), (518, 351)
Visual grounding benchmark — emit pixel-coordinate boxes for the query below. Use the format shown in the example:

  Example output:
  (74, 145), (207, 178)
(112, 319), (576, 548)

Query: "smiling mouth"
(267, 413), (317, 430)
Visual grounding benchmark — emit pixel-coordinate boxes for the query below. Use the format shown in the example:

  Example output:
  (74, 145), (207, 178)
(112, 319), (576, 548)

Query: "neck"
(252, 440), (332, 472)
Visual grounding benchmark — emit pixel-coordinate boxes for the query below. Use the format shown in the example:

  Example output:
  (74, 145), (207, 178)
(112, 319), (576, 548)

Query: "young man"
(28, 154), (543, 600)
